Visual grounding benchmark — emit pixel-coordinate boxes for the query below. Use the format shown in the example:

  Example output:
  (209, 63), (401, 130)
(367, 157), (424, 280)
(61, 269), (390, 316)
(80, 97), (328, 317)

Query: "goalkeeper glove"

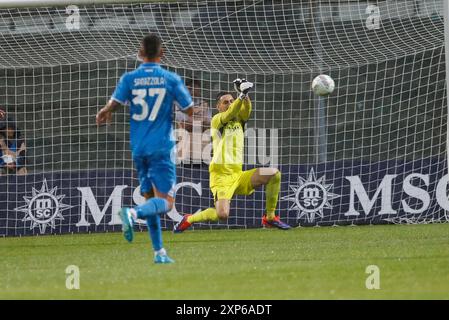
(233, 78), (253, 99)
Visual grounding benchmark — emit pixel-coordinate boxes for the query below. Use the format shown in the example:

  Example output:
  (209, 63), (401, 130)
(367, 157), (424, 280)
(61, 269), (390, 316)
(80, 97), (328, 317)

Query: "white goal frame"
(444, 0), (449, 168)
(0, 0), (448, 237)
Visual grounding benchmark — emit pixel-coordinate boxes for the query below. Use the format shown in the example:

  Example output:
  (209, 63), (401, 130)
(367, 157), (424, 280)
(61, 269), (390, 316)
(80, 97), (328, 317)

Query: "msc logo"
(15, 179), (73, 234)
(34, 196), (55, 218)
(282, 168), (340, 223)
(301, 184), (323, 208)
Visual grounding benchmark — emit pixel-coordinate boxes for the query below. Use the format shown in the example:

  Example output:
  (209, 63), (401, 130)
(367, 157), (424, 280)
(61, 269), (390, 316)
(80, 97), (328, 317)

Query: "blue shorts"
(133, 151), (176, 197)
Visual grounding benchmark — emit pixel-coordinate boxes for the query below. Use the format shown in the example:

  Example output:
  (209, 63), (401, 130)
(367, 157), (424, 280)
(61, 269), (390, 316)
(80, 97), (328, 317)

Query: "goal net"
(0, 0), (448, 236)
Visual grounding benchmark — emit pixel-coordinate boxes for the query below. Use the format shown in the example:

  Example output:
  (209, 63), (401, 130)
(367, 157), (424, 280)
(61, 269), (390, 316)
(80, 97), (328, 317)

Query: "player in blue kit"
(96, 34), (193, 264)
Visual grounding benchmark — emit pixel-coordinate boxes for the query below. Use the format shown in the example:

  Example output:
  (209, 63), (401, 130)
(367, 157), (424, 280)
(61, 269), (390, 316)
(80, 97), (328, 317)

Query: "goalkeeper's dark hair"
(216, 91), (235, 104)
(141, 33), (162, 59)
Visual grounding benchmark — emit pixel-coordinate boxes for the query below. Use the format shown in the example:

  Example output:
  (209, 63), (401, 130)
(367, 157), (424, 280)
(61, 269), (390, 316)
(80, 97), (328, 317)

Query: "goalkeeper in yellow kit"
(174, 79), (291, 232)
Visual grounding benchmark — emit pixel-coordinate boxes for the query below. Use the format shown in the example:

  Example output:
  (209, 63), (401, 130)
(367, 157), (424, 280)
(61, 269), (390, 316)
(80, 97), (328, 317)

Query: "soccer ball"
(312, 74), (335, 96)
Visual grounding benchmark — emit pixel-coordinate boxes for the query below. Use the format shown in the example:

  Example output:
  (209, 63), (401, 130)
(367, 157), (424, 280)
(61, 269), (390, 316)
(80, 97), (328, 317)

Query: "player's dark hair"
(141, 33), (162, 59)
(216, 91), (235, 104)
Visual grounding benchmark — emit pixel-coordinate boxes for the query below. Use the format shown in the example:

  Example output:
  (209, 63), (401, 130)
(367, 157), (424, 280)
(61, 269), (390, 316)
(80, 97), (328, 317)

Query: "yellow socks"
(187, 207), (219, 224)
(265, 171), (281, 220)
(186, 171), (281, 224)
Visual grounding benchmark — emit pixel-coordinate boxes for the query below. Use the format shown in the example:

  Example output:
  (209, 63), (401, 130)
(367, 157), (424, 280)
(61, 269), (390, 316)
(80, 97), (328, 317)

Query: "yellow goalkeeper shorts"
(210, 168), (257, 202)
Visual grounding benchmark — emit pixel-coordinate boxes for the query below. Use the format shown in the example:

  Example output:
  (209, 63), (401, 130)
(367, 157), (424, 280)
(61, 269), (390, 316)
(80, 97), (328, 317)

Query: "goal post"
(0, 0), (448, 237)
(444, 0), (449, 179)
(0, 0), (168, 8)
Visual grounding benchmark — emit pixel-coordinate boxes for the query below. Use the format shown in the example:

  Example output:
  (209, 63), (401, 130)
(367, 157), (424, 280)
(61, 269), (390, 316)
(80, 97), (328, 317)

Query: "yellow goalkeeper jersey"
(209, 97), (252, 186)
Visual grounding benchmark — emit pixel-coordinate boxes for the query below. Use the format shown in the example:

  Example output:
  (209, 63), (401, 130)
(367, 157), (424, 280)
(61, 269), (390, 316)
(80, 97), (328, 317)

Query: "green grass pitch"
(1, 224), (449, 299)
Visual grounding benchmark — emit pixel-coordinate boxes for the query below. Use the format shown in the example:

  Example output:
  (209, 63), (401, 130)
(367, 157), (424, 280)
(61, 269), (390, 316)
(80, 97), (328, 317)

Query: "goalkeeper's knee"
(216, 205), (230, 220)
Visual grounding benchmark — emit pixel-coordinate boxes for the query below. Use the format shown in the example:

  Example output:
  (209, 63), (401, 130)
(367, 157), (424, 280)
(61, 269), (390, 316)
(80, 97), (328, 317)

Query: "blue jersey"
(111, 62), (193, 156)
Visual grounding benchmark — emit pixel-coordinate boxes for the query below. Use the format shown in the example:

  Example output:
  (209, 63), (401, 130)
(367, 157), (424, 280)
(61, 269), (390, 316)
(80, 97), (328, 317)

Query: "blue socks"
(146, 215), (163, 251)
(135, 198), (169, 219)
(134, 197), (169, 252)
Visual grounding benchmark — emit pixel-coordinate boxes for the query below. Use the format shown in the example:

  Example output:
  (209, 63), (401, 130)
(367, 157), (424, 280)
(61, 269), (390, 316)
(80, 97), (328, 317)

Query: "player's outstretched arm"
(216, 97), (244, 125)
(239, 96), (252, 122)
(96, 100), (120, 126)
(98, 72), (130, 126)
(233, 78), (253, 121)
(212, 79), (253, 128)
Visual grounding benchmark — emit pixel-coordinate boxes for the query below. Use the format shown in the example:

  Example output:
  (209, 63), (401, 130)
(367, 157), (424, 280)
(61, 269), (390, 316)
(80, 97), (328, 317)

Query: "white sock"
(155, 248), (167, 256)
(129, 208), (137, 220)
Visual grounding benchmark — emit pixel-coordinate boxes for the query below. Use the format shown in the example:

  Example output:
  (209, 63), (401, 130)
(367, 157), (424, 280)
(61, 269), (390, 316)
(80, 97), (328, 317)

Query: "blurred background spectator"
(175, 78), (211, 165)
(0, 117), (27, 175)
(0, 107), (6, 124)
